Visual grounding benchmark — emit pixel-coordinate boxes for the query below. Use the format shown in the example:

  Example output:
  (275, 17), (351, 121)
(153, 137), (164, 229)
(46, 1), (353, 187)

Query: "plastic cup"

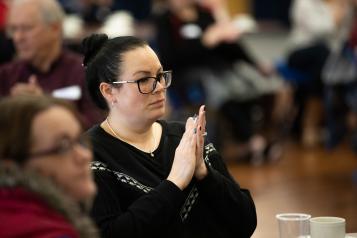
(276, 213), (311, 238)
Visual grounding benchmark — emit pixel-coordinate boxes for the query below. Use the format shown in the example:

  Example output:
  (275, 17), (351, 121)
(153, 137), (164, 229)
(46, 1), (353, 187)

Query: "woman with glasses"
(0, 95), (98, 238)
(82, 33), (256, 238)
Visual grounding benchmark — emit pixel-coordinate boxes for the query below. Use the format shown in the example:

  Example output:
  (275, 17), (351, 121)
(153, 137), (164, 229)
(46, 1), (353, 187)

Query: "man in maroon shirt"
(0, 0), (103, 128)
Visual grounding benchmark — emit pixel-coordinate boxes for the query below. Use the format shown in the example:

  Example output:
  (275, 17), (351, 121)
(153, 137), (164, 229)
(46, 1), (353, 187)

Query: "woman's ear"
(99, 82), (116, 105)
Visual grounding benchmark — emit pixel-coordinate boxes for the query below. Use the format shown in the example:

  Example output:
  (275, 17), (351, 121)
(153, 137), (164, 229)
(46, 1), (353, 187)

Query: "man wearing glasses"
(0, 0), (103, 128)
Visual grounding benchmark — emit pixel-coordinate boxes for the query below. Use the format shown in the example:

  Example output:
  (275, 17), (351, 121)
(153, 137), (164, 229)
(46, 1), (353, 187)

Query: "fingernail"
(199, 126), (202, 131)
(203, 105), (206, 111)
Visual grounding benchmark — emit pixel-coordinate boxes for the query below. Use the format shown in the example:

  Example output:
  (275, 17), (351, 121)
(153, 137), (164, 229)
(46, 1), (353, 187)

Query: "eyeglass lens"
(138, 71), (171, 94)
(30, 135), (91, 158)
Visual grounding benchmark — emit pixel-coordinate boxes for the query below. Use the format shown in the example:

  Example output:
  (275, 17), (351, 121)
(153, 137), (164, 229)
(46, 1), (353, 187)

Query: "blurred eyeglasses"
(111, 70), (172, 94)
(29, 135), (91, 158)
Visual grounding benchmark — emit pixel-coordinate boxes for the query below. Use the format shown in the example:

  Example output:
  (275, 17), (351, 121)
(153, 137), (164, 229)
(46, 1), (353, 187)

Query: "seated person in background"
(82, 33), (257, 238)
(155, 0), (271, 108)
(0, 0), (103, 129)
(324, 5), (357, 153)
(154, 0), (279, 164)
(0, 95), (99, 238)
(281, 0), (349, 146)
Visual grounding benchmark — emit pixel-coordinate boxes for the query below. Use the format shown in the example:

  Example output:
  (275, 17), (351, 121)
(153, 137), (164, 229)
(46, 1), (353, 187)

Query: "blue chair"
(275, 60), (311, 87)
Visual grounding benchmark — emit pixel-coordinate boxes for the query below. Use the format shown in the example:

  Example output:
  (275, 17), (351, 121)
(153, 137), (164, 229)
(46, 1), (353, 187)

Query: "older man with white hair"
(0, 0), (103, 128)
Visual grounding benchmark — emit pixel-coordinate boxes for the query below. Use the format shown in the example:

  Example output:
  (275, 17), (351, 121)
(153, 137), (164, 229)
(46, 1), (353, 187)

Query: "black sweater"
(87, 120), (257, 238)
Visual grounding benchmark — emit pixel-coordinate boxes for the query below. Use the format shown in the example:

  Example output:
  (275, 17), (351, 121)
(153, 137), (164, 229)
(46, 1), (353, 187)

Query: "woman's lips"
(149, 98), (165, 106)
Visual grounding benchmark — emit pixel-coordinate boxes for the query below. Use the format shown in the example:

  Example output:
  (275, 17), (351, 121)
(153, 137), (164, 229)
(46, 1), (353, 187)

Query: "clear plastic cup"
(276, 213), (311, 238)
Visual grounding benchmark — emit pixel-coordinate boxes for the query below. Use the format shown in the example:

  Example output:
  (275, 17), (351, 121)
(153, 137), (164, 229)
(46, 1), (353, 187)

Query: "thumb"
(185, 115), (196, 131)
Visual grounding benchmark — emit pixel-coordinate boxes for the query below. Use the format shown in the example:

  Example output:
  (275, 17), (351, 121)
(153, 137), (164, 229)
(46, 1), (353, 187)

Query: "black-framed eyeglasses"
(111, 70), (172, 94)
(29, 135), (91, 158)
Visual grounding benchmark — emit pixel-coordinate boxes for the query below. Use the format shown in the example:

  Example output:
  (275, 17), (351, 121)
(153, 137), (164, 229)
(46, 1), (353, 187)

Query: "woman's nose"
(73, 144), (92, 163)
(153, 80), (165, 93)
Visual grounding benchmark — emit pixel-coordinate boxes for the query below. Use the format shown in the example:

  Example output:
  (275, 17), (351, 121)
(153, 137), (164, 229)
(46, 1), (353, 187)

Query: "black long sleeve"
(196, 144), (257, 237)
(88, 121), (257, 238)
(91, 170), (184, 238)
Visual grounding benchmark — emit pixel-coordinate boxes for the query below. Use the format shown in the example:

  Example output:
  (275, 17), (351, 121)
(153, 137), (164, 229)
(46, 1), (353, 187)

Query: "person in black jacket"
(82, 33), (257, 238)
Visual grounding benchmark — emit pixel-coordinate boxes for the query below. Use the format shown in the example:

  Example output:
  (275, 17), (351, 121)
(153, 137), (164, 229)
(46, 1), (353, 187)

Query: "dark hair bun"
(82, 34), (109, 67)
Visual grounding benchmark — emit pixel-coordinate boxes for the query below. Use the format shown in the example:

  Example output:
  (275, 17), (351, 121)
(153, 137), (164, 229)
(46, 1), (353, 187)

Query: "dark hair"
(82, 34), (148, 110)
(0, 95), (79, 164)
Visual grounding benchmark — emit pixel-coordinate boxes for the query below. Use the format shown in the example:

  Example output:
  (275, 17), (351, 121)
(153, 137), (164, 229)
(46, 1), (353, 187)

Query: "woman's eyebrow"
(53, 133), (80, 142)
(133, 70), (151, 76)
(156, 66), (163, 73)
(132, 67), (163, 76)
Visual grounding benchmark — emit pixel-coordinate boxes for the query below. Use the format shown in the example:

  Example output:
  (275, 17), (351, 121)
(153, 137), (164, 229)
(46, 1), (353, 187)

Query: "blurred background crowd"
(1, 0), (357, 166)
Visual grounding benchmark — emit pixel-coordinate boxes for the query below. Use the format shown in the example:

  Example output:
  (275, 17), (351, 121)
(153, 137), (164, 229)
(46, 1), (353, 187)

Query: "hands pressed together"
(10, 75), (43, 97)
(202, 22), (241, 48)
(167, 105), (208, 190)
